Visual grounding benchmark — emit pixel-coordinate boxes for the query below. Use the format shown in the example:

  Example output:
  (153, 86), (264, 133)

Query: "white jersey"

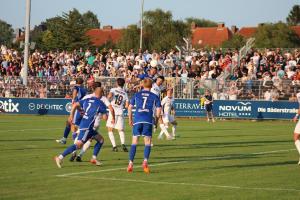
(161, 96), (174, 115)
(151, 83), (163, 97)
(82, 93), (110, 107)
(109, 87), (128, 116)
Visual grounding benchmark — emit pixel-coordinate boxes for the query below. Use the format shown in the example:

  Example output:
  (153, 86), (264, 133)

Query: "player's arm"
(72, 87), (78, 103)
(107, 90), (113, 101)
(124, 100), (129, 109)
(68, 102), (81, 123)
(108, 105), (115, 124)
(128, 95), (135, 127)
(293, 107), (300, 122)
(155, 96), (162, 119)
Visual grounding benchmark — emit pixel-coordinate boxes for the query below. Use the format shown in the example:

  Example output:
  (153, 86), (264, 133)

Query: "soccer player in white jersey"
(106, 78), (129, 152)
(158, 89), (177, 139)
(151, 76), (172, 139)
(293, 92), (300, 165)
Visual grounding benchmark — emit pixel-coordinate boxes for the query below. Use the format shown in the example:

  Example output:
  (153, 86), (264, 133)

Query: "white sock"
(108, 131), (116, 147)
(58, 155), (64, 160)
(79, 140), (91, 156)
(160, 124), (170, 137)
(158, 130), (164, 138)
(92, 155), (97, 160)
(295, 140), (300, 155)
(119, 131), (125, 145)
(172, 125), (176, 137)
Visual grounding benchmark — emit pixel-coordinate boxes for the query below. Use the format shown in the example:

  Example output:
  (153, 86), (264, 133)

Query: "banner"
(0, 98), (298, 119)
(0, 98), (72, 115)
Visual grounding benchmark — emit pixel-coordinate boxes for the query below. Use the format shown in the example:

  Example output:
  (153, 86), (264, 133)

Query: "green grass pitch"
(1, 114), (300, 200)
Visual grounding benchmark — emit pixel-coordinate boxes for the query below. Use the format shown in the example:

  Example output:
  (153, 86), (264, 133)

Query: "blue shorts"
(133, 123), (153, 137)
(77, 129), (97, 143)
(72, 110), (82, 126)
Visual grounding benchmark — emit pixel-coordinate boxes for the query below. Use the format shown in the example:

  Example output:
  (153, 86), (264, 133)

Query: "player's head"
(117, 78), (125, 88)
(156, 76), (165, 86)
(149, 67), (157, 76)
(76, 77), (84, 85)
(143, 78), (153, 90)
(94, 82), (103, 97)
(205, 90), (211, 95)
(167, 88), (173, 97)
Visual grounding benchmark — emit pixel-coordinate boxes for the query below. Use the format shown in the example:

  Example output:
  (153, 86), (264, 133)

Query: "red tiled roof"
(86, 28), (123, 46)
(191, 27), (232, 47)
(291, 26), (300, 37)
(237, 27), (257, 38)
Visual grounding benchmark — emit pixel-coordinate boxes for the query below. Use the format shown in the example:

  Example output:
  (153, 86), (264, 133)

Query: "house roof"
(86, 28), (123, 46)
(237, 27), (257, 38)
(191, 26), (232, 47)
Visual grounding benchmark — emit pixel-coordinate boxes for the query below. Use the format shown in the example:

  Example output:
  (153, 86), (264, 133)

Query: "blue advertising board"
(0, 97), (298, 119)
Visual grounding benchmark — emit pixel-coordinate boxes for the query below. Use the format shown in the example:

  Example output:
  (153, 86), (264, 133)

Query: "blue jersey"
(130, 90), (161, 125)
(73, 85), (87, 102)
(79, 97), (107, 130)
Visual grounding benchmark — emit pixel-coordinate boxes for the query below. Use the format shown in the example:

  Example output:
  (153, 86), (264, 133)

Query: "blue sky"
(1, 0), (299, 29)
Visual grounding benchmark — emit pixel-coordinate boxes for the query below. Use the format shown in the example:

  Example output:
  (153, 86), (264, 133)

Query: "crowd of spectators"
(1, 44), (300, 100)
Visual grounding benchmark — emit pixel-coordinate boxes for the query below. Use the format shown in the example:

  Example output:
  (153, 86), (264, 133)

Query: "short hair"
(157, 76), (165, 81)
(143, 78), (153, 89)
(94, 82), (102, 89)
(117, 78), (125, 87)
(76, 77), (84, 85)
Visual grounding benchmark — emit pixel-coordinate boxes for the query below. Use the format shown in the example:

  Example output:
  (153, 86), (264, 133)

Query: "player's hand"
(68, 116), (73, 124)
(111, 118), (115, 125)
(129, 119), (133, 127)
(293, 116), (298, 123)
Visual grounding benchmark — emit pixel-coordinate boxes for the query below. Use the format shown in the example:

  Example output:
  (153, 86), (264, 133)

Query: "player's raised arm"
(128, 94), (135, 127)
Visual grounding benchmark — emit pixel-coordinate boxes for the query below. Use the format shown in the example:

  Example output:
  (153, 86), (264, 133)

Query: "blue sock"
(129, 144), (137, 162)
(63, 124), (71, 138)
(93, 141), (103, 157)
(144, 145), (151, 161)
(62, 144), (77, 157)
(72, 132), (77, 140)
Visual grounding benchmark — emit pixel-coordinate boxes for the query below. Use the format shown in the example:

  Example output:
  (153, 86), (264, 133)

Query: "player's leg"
(107, 113), (118, 152)
(117, 116), (128, 152)
(294, 121), (300, 165)
(56, 120), (71, 144)
(142, 124), (153, 174)
(170, 117), (177, 139)
(55, 129), (90, 168)
(90, 132), (104, 166)
(76, 138), (92, 162)
(158, 115), (167, 139)
(158, 116), (172, 140)
(127, 124), (141, 172)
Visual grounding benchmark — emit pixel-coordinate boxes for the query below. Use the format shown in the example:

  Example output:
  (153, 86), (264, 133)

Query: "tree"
(254, 22), (300, 48)
(185, 17), (218, 27)
(287, 5), (300, 25)
(222, 34), (246, 48)
(142, 9), (190, 51)
(82, 11), (100, 29)
(117, 24), (140, 51)
(0, 19), (14, 46)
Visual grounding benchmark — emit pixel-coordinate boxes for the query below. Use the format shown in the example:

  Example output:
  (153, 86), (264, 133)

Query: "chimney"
(191, 21), (196, 30)
(217, 22), (225, 29)
(103, 25), (113, 31)
(231, 25), (238, 33)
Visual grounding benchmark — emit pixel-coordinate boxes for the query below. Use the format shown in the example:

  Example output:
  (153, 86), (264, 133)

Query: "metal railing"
(0, 76), (299, 101)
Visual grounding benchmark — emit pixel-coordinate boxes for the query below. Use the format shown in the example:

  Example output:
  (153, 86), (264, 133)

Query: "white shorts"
(294, 120), (300, 134)
(162, 114), (175, 124)
(93, 114), (101, 129)
(106, 113), (124, 130)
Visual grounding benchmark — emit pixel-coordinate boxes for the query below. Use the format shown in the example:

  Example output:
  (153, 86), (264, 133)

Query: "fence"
(1, 76), (299, 101)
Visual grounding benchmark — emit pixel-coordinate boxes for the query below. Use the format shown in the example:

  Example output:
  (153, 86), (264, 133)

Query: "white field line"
(63, 175), (300, 192)
(56, 148), (295, 177)
(0, 128), (62, 132)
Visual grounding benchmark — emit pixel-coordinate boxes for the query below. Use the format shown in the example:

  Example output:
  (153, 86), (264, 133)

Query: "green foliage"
(0, 19), (14, 46)
(287, 5), (300, 25)
(35, 9), (100, 51)
(254, 22), (300, 48)
(185, 17), (218, 27)
(142, 9), (190, 51)
(117, 25), (140, 51)
(222, 34), (246, 48)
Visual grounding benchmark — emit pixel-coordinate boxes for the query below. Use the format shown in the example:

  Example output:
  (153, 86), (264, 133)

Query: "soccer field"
(1, 115), (300, 200)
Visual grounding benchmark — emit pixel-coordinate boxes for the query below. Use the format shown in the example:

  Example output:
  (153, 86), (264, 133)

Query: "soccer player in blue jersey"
(55, 82), (109, 168)
(56, 77), (87, 144)
(127, 78), (162, 174)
